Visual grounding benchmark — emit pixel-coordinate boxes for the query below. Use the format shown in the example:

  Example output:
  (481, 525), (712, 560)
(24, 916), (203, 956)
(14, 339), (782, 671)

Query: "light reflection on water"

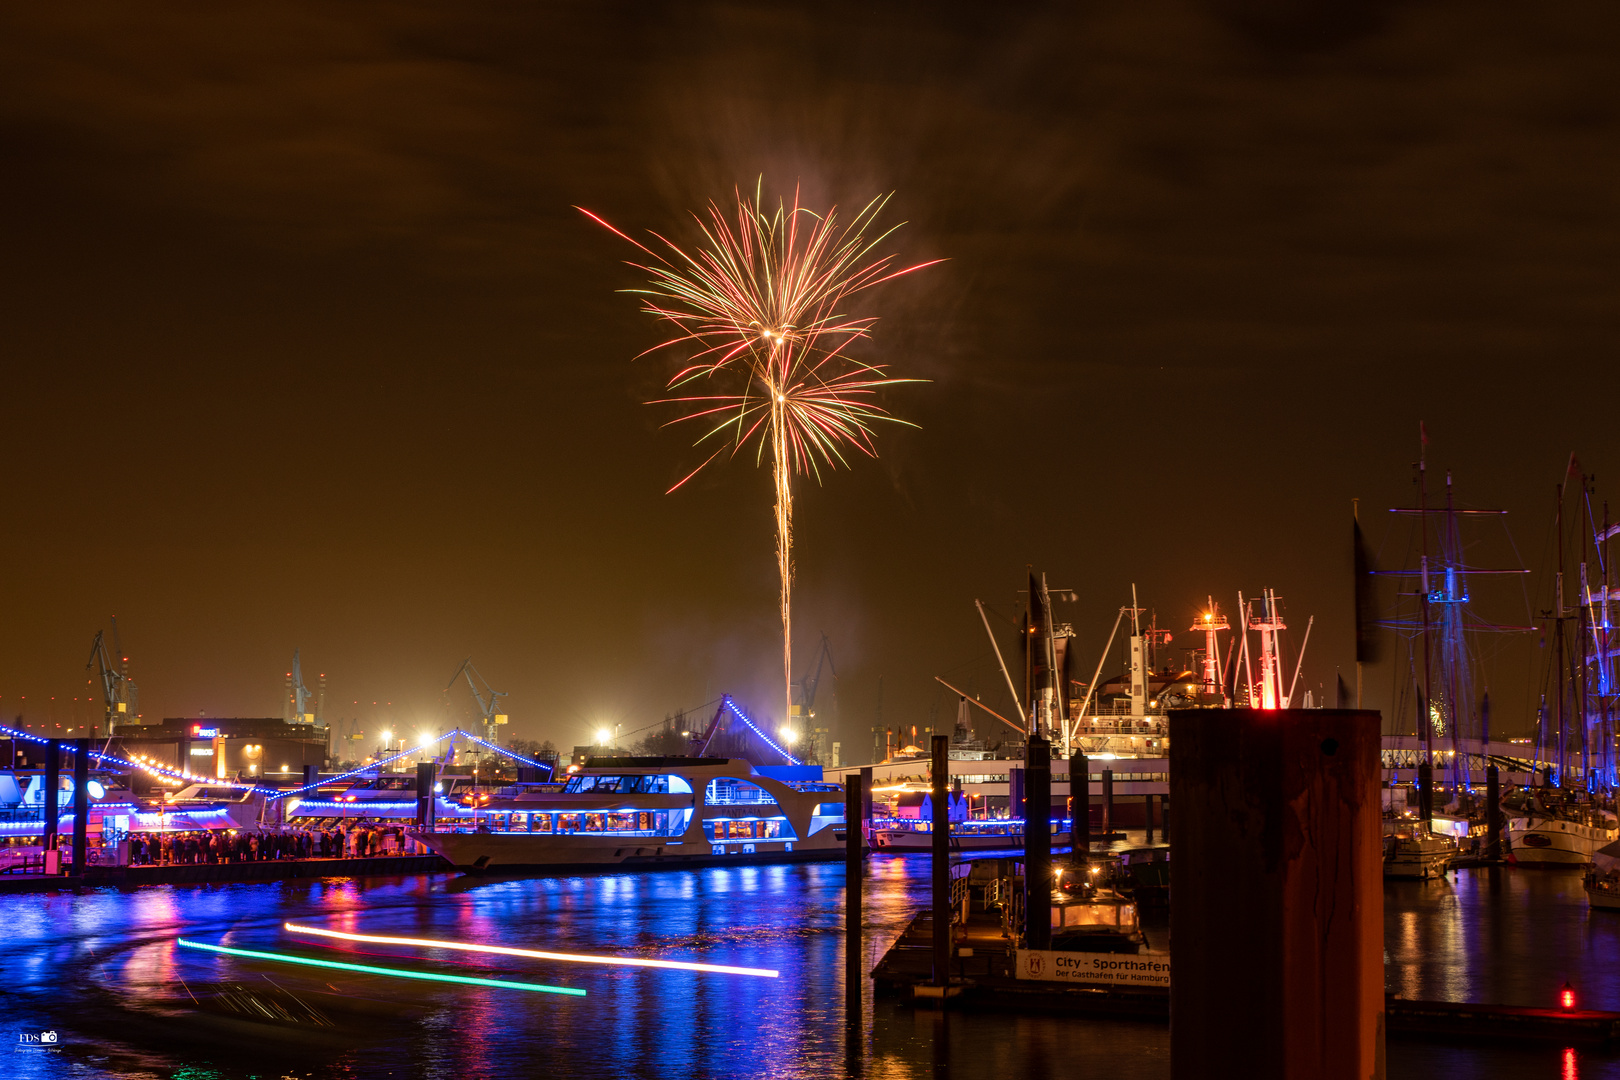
(0, 857), (1616, 1078)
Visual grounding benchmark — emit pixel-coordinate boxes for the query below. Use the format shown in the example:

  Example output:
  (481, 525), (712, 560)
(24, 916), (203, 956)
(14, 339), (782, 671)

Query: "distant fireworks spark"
(581, 186), (935, 723)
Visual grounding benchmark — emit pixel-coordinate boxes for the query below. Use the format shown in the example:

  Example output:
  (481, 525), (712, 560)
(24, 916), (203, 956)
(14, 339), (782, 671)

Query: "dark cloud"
(0, 1), (1614, 745)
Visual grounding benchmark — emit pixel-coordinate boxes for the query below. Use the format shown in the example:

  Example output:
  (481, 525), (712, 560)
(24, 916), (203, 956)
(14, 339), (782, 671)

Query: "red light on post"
(1561, 981), (1576, 1010)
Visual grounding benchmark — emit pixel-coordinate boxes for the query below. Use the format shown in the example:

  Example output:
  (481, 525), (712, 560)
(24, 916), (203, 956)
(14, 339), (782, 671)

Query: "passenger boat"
(410, 756), (851, 872)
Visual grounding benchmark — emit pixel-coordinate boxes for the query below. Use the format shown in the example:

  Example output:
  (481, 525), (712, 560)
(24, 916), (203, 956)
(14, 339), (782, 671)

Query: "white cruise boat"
(411, 756), (852, 872)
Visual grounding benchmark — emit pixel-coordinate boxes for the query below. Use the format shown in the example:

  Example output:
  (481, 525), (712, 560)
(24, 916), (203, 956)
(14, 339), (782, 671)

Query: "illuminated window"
(704, 779), (779, 807)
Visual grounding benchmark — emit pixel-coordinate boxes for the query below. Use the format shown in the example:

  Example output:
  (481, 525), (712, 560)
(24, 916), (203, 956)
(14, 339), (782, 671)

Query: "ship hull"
(413, 829), (849, 873)
(1383, 837), (1456, 879)
(871, 828), (1072, 852)
(1508, 817), (1616, 867)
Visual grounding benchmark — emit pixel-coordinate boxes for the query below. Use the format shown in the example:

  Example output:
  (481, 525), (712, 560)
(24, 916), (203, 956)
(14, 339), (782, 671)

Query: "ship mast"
(1249, 589), (1286, 710)
(1443, 472), (1466, 791)
(1556, 480), (1567, 788)
(1418, 430), (1434, 767)
(1194, 598), (1229, 698)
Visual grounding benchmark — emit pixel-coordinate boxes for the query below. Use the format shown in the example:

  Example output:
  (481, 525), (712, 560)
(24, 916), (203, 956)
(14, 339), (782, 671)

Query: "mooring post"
(1170, 708), (1384, 1080)
(1485, 764), (1501, 862)
(860, 765), (873, 826)
(416, 760), (437, 835)
(932, 734), (951, 986)
(1069, 751), (1086, 865)
(71, 739), (89, 879)
(43, 740), (61, 868)
(1023, 735), (1051, 950)
(846, 773), (865, 1005)
(1102, 767), (1114, 841)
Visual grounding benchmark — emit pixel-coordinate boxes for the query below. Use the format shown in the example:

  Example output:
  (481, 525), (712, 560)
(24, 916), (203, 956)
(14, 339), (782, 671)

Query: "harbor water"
(3, 839), (1618, 1079)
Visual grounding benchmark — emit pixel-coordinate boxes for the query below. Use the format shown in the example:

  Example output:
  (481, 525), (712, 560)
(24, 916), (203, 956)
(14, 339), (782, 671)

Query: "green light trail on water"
(177, 938), (587, 996)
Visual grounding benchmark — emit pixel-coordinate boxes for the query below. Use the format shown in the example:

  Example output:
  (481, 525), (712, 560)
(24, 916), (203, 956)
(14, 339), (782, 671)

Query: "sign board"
(1015, 949), (1171, 988)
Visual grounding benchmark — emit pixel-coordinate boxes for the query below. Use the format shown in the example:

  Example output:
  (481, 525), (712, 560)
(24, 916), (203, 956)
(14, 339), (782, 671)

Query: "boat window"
(562, 774), (676, 794)
(704, 779), (780, 807)
(667, 776), (692, 795)
(703, 816), (797, 841)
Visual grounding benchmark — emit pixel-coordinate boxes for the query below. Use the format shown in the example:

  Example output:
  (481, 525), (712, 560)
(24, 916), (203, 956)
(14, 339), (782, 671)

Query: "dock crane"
(286, 648), (314, 723)
(446, 658), (509, 745)
(794, 634), (837, 763)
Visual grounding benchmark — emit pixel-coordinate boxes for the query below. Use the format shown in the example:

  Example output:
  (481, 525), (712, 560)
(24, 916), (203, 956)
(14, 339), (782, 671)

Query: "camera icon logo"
(40, 1031), (58, 1044)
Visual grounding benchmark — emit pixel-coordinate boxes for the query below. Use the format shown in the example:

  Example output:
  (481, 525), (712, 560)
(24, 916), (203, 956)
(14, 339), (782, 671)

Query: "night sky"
(1, 2), (1615, 752)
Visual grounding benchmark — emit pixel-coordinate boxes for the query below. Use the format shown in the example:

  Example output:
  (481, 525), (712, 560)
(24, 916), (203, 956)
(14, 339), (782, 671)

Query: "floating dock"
(871, 906), (1620, 1043)
(0, 853), (449, 892)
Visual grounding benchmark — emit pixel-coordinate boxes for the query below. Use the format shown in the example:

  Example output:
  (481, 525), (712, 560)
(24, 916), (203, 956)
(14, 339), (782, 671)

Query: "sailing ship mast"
(1377, 427), (1530, 797)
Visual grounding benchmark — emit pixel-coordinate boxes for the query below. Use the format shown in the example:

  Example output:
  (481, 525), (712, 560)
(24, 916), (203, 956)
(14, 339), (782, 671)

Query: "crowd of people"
(122, 823), (418, 865)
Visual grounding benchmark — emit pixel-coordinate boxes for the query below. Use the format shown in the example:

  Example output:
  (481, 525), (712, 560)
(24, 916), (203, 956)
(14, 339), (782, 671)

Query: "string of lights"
(3, 723), (553, 800)
(722, 697), (801, 766)
(268, 734), (456, 799)
(269, 728), (553, 799)
(0, 725), (275, 793)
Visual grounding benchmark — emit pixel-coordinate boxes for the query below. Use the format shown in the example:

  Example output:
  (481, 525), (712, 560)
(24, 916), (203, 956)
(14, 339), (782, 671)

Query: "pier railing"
(949, 862), (972, 924)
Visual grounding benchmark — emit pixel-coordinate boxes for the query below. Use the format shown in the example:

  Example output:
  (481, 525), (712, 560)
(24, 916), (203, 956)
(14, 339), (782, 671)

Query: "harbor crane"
(793, 634), (837, 763)
(86, 620), (136, 737)
(286, 648), (314, 723)
(446, 658), (509, 745)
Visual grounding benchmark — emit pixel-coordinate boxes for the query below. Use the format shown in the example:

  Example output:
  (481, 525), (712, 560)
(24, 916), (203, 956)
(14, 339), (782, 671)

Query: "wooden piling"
(416, 761), (437, 829)
(932, 734), (950, 986)
(1023, 736), (1051, 950)
(846, 775), (864, 1015)
(1170, 708), (1384, 1080)
(70, 740), (89, 879)
(1486, 764), (1501, 862)
(1102, 766), (1114, 840)
(1069, 751), (1086, 864)
(43, 740), (60, 860)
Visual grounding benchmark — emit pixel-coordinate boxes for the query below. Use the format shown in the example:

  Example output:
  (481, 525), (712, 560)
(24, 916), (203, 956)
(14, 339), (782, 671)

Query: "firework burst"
(581, 185), (936, 726)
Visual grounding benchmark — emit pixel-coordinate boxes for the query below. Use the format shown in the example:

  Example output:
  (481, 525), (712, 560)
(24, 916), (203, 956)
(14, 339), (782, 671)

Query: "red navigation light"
(1561, 981), (1576, 1010)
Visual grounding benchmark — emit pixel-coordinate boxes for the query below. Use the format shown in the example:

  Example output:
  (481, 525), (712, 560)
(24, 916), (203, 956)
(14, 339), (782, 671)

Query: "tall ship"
(410, 755), (850, 871)
(1363, 433), (1552, 862)
(1509, 461), (1620, 864)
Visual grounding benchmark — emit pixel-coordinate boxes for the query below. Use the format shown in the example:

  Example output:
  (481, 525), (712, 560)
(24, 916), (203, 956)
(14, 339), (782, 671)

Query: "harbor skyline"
(1, 2), (1615, 752)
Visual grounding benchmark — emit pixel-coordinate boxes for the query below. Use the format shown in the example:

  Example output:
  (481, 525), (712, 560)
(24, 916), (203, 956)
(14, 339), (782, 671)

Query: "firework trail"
(581, 185), (936, 727)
